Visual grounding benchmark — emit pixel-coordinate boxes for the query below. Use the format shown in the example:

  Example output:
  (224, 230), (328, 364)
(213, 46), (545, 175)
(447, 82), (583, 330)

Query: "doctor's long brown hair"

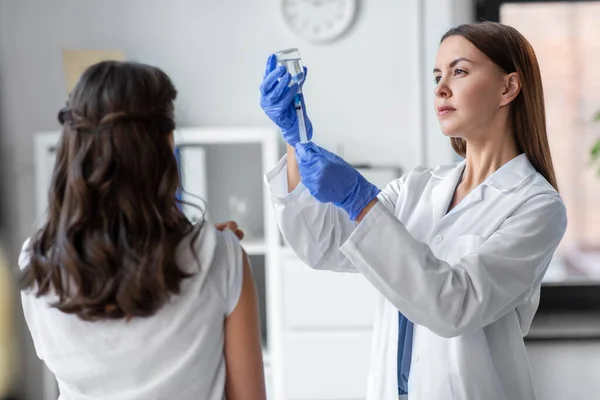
(20, 61), (202, 321)
(442, 21), (559, 191)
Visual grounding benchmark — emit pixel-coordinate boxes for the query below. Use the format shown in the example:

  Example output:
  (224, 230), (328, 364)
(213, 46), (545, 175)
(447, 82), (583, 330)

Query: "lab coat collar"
(431, 161), (466, 224)
(429, 153), (535, 224)
(484, 153), (536, 192)
(430, 161), (464, 180)
(430, 153), (535, 192)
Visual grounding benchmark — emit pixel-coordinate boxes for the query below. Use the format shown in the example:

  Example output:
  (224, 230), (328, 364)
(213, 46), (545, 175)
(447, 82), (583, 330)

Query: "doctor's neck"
(460, 121), (520, 189)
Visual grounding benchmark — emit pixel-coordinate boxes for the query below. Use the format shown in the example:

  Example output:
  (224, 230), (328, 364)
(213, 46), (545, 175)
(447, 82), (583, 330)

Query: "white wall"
(0, 1), (470, 398)
(0, 0), (429, 251)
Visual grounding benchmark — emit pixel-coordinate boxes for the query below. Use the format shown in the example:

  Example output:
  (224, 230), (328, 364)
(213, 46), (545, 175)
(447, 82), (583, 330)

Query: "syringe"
(275, 48), (310, 144)
(294, 94), (309, 144)
(291, 74), (309, 144)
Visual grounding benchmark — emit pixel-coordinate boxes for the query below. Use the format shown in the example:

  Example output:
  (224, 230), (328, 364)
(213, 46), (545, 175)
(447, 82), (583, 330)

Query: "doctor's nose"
(434, 82), (451, 99)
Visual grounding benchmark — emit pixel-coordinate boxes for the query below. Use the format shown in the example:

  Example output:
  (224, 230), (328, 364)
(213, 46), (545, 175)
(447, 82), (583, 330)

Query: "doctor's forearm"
(286, 144), (301, 193)
(355, 198), (379, 223)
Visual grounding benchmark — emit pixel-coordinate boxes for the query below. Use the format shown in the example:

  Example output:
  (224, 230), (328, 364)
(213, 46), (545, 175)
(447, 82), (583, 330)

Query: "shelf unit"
(34, 126), (378, 399)
(33, 127), (284, 400)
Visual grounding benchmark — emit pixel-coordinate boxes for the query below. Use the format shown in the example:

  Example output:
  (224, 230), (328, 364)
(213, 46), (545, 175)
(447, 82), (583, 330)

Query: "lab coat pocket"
(446, 234), (484, 266)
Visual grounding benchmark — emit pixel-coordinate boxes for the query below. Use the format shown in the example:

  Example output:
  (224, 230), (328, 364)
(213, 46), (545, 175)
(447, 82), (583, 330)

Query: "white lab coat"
(265, 153), (567, 400)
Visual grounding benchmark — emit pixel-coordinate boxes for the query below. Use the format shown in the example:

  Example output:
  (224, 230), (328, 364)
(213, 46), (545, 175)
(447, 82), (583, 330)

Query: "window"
(478, 0), (600, 283)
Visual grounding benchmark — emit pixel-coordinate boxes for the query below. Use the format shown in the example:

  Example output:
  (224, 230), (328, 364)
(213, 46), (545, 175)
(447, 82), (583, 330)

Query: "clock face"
(282, 0), (357, 43)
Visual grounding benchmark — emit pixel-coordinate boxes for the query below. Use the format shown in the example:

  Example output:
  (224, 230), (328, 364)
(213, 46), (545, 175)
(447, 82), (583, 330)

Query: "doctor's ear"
(499, 72), (521, 107)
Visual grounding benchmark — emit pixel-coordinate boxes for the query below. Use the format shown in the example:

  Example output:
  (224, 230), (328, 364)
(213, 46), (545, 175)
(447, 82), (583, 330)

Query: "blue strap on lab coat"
(397, 312), (414, 395)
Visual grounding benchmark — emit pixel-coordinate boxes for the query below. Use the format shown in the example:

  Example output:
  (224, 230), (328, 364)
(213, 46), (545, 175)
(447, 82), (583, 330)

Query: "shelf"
(242, 240), (268, 255)
(174, 127), (279, 145)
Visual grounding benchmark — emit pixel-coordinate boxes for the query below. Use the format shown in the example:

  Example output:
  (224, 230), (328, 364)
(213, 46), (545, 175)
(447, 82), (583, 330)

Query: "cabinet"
(34, 127), (376, 400)
(280, 250), (377, 399)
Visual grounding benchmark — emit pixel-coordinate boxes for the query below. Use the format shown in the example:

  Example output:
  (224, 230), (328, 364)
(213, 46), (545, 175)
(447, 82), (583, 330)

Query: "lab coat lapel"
(446, 184), (484, 218)
(430, 161), (466, 224)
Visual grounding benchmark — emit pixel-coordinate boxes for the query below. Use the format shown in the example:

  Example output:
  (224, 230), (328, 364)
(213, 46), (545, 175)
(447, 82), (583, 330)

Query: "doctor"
(260, 21), (567, 400)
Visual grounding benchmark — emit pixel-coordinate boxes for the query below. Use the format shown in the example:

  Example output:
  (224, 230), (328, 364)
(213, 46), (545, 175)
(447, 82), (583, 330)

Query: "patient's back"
(20, 224), (244, 400)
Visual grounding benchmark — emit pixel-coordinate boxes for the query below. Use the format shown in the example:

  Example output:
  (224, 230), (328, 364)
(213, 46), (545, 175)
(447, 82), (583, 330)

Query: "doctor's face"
(433, 36), (508, 139)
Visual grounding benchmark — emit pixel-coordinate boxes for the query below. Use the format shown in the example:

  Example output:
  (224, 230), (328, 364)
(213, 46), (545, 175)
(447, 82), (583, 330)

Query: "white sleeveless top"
(19, 224), (244, 400)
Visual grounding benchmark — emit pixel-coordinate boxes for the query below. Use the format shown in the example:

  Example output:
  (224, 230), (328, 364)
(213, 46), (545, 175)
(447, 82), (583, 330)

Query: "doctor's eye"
(434, 75), (442, 84)
(453, 68), (467, 76)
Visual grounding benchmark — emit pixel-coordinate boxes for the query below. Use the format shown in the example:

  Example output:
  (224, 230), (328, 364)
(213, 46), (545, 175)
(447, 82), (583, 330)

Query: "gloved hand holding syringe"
(260, 49), (313, 146)
(274, 48), (310, 144)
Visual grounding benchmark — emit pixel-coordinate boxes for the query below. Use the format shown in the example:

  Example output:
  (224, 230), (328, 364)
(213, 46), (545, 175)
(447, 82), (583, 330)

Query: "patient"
(19, 61), (266, 400)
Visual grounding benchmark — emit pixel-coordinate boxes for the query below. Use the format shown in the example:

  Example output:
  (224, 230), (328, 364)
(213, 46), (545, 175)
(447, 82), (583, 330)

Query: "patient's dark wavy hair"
(20, 60), (203, 321)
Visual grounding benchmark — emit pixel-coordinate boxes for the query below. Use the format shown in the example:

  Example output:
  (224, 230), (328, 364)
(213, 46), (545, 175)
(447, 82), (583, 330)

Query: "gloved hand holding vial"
(260, 49), (313, 146)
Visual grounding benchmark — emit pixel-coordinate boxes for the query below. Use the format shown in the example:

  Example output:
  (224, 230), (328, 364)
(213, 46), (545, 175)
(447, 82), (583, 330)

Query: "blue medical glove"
(260, 54), (313, 146)
(295, 142), (381, 220)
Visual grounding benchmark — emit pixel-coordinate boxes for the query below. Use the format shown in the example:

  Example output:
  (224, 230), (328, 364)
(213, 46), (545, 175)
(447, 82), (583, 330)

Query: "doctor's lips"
(437, 105), (456, 116)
